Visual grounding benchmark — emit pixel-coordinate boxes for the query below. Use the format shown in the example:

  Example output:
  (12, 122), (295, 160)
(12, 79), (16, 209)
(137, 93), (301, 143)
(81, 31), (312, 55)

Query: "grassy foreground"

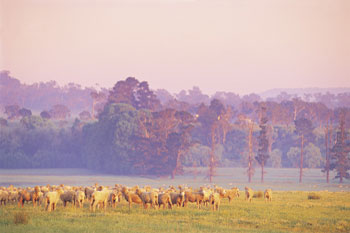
(1, 191), (350, 233)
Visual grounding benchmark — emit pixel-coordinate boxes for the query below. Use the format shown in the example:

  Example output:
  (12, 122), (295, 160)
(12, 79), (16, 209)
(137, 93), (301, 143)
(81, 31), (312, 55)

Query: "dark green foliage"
(4, 105), (20, 119)
(256, 106), (269, 167)
(83, 103), (139, 173)
(1, 74), (349, 178)
(295, 118), (314, 138)
(20, 116), (49, 129)
(0, 117), (83, 169)
(0, 117), (8, 126)
(18, 108), (32, 117)
(108, 77), (160, 111)
(223, 128), (247, 163)
(49, 104), (71, 120)
(40, 111), (51, 119)
(330, 110), (350, 183)
(272, 126), (297, 168)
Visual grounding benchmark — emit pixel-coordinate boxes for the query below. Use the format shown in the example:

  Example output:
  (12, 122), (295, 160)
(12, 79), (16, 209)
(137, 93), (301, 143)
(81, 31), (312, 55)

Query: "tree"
(20, 115), (49, 129)
(223, 127), (247, 163)
(304, 143), (323, 168)
(330, 110), (350, 183)
(323, 121), (333, 183)
(166, 127), (192, 179)
(205, 99), (231, 182)
(40, 111), (51, 119)
(90, 91), (106, 119)
(246, 119), (255, 183)
(268, 149), (282, 168)
(0, 118), (8, 127)
(294, 117), (314, 183)
(108, 77), (160, 111)
(255, 105), (269, 182)
(18, 108), (32, 118)
(79, 111), (92, 121)
(84, 103), (139, 174)
(292, 98), (306, 121)
(183, 144), (211, 167)
(108, 77), (139, 106)
(136, 81), (161, 110)
(49, 104), (71, 119)
(4, 105), (20, 119)
(287, 147), (301, 168)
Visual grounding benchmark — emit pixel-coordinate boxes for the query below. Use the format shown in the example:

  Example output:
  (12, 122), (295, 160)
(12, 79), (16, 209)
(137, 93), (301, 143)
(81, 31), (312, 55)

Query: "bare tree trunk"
(325, 123), (329, 183)
(92, 99), (96, 120)
(172, 150), (182, 180)
(328, 125), (333, 182)
(299, 134), (304, 183)
(209, 152), (214, 183)
(209, 125), (216, 183)
(248, 122), (253, 183)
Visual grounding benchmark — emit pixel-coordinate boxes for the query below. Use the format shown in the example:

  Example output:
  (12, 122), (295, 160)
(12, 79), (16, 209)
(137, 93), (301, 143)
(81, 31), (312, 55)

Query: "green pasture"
(1, 191), (350, 233)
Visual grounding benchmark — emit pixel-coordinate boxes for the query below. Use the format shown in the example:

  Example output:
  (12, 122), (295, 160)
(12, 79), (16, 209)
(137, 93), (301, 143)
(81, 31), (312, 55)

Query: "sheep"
(158, 193), (172, 209)
(8, 184), (15, 192)
(183, 189), (209, 209)
(108, 191), (120, 208)
(121, 187), (143, 210)
(85, 187), (95, 201)
(37, 191), (44, 206)
(45, 189), (64, 212)
(245, 187), (253, 202)
(8, 191), (19, 204)
(170, 192), (185, 207)
(209, 192), (221, 211)
(135, 188), (158, 209)
(199, 187), (212, 206)
(264, 189), (272, 202)
(18, 189), (32, 208)
(75, 191), (85, 208)
(31, 186), (41, 207)
(216, 187), (239, 203)
(60, 190), (76, 207)
(0, 190), (8, 205)
(90, 190), (110, 212)
(40, 186), (50, 194)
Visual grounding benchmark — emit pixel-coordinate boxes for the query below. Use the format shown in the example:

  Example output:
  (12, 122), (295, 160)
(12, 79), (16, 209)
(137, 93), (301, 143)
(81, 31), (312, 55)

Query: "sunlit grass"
(1, 191), (349, 232)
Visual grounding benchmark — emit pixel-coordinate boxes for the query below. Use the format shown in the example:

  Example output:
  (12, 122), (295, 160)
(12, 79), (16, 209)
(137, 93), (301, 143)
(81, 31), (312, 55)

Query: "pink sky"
(1, 0), (349, 95)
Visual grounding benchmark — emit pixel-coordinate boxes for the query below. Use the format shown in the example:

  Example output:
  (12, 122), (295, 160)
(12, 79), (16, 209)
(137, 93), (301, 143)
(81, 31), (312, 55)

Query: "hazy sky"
(1, 0), (349, 95)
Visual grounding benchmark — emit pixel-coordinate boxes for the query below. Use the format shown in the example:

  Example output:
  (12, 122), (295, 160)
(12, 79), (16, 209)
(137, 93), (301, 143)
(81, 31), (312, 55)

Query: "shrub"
(253, 191), (263, 198)
(308, 193), (321, 200)
(14, 212), (29, 225)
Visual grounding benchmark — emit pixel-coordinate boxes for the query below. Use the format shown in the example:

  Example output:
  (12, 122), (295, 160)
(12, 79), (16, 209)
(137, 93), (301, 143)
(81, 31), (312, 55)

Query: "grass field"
(0, 168), (349, 232)
(1, 191), (350, 233)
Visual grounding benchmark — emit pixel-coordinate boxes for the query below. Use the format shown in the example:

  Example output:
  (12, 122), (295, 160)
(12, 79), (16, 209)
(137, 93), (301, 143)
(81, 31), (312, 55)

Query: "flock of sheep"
(0, 184), (272, 212)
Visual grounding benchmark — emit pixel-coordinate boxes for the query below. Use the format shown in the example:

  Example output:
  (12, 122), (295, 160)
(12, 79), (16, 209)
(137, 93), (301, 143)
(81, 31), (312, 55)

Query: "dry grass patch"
(13, 212), (29, 225)
(308, 193), (321, 200)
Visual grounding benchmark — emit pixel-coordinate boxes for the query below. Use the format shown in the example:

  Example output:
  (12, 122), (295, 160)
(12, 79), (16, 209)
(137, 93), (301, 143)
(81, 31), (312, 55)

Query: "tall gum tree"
(294, 117), (314, 183)
(330, 110), (350, 183)
(255, 105), (269, 183)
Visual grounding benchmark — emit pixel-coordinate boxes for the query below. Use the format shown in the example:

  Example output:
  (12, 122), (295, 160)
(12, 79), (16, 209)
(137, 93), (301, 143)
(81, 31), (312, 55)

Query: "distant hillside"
(0, 71), (109, 115)
(1, 70), (350, 117)
(260, 88), (350, 100)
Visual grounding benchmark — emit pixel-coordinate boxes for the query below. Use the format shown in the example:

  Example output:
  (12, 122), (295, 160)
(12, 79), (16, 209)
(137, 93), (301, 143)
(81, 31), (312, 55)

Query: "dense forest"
(1, 71), (350, 182)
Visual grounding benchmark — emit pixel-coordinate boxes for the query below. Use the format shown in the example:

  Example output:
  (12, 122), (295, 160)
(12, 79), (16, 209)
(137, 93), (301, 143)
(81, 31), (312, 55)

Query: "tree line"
(1, 75), (350, 183)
